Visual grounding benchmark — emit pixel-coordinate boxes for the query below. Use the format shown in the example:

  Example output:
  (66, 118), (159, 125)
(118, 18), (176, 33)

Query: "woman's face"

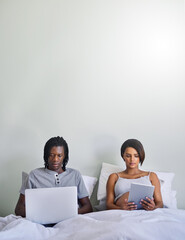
(47, 146), (65, 173)
(123, 147), (140, 169)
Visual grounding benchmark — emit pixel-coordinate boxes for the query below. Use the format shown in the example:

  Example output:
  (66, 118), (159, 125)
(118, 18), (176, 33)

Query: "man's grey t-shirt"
(20, 167), (89, 199)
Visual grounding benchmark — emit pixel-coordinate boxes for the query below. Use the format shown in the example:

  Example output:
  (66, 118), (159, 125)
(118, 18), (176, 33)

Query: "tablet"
(128, 183), (155, 209)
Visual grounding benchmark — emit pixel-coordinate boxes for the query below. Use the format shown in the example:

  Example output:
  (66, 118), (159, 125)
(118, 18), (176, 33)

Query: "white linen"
(1, 209), (185, 240)
(82, 175), (97, 197)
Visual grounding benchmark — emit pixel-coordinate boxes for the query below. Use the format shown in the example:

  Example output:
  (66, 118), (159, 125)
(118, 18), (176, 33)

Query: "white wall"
(0, 0), (185, 216)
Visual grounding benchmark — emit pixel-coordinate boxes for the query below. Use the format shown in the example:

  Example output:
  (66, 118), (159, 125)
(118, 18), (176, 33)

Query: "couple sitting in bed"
(15, 137), (163, 217)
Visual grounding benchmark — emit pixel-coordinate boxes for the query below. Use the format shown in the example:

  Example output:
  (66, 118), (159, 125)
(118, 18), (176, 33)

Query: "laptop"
(25, 186), (78, 224)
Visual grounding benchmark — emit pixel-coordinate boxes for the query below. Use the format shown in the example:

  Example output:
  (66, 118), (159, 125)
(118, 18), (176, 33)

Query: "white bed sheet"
(1, 208), (185, 240)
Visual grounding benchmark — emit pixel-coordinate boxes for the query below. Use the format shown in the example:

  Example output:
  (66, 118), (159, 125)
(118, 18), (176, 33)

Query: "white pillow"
(153, 171), (176, 209)
(154, 171), (175, 192)
(97, 162), (123, 201)
(82, 175), (97, 198)
(169, 190), (177, 209)
(97, 162), (177, 209)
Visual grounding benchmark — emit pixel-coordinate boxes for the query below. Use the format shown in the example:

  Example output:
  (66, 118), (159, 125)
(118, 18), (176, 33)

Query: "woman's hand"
(120, 198), (137, 210)
(140, 197), (156, 211)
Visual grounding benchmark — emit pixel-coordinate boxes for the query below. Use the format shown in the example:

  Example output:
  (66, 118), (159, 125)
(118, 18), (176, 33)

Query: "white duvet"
(1, 208), (185, 240)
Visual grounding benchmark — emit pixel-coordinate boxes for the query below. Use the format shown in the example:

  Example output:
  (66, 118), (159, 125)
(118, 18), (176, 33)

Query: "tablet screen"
(128, 183), (155, 209)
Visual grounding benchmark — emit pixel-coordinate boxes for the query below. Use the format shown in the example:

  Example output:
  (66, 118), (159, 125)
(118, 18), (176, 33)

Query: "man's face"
(47, 146), (65, 173)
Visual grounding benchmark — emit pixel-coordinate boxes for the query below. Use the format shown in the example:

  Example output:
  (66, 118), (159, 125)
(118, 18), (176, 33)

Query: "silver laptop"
(25, 186), (78, 224)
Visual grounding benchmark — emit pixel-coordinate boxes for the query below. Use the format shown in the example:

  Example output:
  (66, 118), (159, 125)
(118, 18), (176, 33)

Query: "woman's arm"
(78, 196), (93, 214)
(150, 172), (163, 208)
(106, 173), (136, 210)
(15, 194), (26, 217)
(141, 172), (163, 210)
(106, 173), (122, 210)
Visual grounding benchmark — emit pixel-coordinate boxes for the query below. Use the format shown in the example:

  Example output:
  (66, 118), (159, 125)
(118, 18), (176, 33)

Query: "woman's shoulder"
(138, 170), (156, 177)
(148, 171), (159, 182)
(108, 172), (120, 181)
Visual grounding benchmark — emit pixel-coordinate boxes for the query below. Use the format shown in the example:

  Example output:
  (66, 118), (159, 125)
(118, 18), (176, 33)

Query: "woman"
(15, 136), (93, 217)
(106, 139), (163, 210)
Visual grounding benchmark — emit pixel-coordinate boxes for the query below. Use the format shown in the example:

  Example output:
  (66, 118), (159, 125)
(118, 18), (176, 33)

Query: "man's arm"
(78, 196), (93, 214)
(15, 194), (26, 217)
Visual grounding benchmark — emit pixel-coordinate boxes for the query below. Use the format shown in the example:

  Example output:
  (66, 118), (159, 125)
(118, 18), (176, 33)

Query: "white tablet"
(128, 183), (155, 209)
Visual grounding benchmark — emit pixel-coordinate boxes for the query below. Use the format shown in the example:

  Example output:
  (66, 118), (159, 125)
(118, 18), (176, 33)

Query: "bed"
(1, 208), (185, 240)
(0, 162), (185, 240)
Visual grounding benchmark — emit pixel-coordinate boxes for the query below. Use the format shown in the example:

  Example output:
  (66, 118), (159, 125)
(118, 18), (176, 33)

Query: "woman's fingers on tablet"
(140, 197), (155, 210)
(140, 199), (148, 210)
(121, 200), (137, 210)
(127, 202), (137, 210)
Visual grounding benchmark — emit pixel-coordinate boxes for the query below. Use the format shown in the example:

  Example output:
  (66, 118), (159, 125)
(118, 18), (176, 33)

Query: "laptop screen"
(25, 186), (78, 224)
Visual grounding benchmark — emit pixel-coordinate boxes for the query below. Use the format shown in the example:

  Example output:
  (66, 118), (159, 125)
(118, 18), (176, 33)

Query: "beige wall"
(0, 0), (185, 216)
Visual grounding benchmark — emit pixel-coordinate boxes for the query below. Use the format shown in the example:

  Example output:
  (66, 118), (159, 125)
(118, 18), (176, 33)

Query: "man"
(15, 136), (92, 217)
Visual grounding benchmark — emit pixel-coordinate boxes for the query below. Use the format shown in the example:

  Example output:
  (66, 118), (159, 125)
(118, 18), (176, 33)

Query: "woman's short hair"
(43, 136), (69, 171)
(120, 139), (145, 165)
